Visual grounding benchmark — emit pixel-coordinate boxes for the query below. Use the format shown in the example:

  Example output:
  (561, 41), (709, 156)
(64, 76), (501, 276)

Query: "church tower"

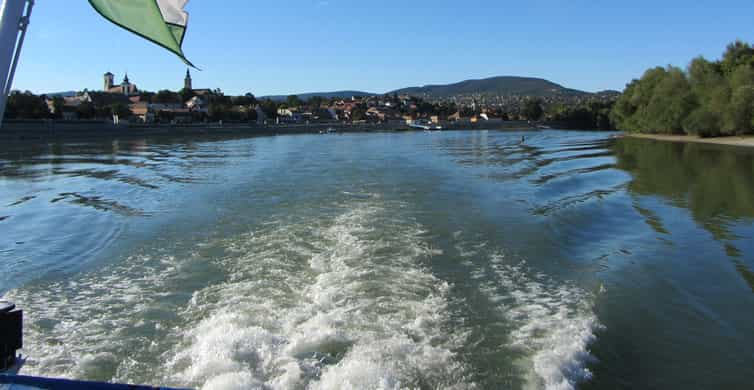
(184, 68), (192, 91)
(104, 72), (114, 91)
(121, 73), (131, 96)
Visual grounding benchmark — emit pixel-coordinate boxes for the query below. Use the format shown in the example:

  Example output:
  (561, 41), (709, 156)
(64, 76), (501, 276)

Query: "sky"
(12, 0), (754, 96)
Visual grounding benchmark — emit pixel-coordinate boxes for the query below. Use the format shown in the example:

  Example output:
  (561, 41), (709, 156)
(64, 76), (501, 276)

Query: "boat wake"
(458, 234), (601, 390)
(166, 201), (473, 389)
(7, 195), (600, 390)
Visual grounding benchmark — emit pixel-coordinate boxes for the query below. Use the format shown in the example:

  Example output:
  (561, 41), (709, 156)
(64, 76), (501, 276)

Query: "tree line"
(612, 40), (754, 137)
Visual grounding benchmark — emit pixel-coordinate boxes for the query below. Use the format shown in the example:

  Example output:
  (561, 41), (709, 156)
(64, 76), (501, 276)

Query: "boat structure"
(0, 0), (196, 386)
(0, 300), (186, 390)
(408, 119), (443, 131)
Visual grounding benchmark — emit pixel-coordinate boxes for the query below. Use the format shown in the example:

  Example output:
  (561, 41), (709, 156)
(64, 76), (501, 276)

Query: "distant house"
(367, 107), (386, 122)
(86, 92), (131, 108)
(62, 93), (92, 107)
(129, 102), (153, 122)
(160, 108), (193, 123)
(44, 92), (90, 117)
(191, 89), (213, 96)
(185, 96), (206, 112)
(277, 107), (303, 122)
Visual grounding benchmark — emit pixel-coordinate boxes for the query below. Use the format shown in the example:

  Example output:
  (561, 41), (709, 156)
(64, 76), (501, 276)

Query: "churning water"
(1, 131), (753, 389)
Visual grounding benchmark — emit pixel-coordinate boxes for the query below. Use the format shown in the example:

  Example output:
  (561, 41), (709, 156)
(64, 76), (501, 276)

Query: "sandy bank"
(624, 133), (754, 148)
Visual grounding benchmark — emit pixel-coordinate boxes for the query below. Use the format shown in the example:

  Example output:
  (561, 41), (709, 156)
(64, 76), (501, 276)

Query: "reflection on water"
(0, 136), (256, 291)
(614, 138), (754, 291)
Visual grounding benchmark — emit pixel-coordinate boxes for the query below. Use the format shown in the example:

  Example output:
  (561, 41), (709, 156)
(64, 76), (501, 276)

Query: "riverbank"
(0, 120), (537, 141)
(624, 133), (754, 148)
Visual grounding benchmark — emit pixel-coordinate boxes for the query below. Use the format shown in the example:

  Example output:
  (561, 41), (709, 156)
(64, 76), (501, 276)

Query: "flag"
(88, 0), (195, 67)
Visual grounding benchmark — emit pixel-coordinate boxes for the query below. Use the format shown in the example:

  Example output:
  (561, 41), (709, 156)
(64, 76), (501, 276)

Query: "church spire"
(184, 68), (193, 90)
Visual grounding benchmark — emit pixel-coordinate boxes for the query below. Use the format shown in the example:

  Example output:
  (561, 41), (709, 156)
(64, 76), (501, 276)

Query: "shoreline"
(623, 133), (754, 148)
(0, 120), (539, 142)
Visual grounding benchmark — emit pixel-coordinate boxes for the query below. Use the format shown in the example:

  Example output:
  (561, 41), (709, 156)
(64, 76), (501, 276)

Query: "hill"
(261, 90), (377, 102)
(389, 76), (590, 98)
(256, 76), (612, 102)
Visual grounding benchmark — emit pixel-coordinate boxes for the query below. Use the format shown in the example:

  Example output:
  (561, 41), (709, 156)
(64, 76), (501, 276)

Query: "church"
(184, 68), (212, 96)
(103, 72), (138, 95)
(103, 69), (212, 97)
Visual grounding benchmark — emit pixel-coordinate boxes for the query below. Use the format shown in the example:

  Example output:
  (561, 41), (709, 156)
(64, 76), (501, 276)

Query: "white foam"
(477, 254), (601, 390)
(5, 252), (188, 383)
(167, 200), (473, 389)
(7, 195), (598, 389)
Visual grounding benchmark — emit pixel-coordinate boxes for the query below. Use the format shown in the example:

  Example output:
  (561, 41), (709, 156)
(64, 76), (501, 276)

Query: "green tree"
(615, 41), (754, 136)
(5, 91), (49, 119)
(76, 101), (96, 119)
(286, 95), (303, 108)
(351, 107), (366, 121)
(523, 98), (544, 121)
(307, 96), (324, 110)
(109, 103), (131, 119)
(550, 100), (616, 130)
(644, 66), (695, 134)
(208, 104), (229, 121)
(179, 88), (195, 103)
(720, 40), (754, 76)
(259, 99), (278, 119)
(152, 90), (181, 104)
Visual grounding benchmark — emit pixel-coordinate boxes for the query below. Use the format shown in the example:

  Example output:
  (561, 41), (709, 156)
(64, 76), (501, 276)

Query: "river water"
(1, 130), (753, 389)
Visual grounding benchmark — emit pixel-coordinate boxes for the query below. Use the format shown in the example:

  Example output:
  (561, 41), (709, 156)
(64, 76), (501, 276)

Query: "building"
(185, 96), (207, 112)
(104, 72), (138, 96)
(183, 69), (215, 96)
(104, 72), (114, 90)
(184, 69), (192, 90)
(129, 101), (153, 122)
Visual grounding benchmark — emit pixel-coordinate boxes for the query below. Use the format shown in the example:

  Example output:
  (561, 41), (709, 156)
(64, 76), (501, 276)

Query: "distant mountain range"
(42, 91), (78, 98)
(261, 90), (377, 102)
(261, 76), (617, 101)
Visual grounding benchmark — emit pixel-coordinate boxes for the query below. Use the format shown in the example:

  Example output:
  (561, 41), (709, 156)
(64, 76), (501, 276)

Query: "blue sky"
(13, 0), (754, 96)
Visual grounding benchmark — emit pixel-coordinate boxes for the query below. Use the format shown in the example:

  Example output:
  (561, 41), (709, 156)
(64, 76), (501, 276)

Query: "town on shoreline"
(2, 69), (617, 140)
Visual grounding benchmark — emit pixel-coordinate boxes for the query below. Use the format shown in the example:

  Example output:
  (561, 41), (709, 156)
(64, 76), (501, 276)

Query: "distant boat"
(409, 120), (442, 131)
(326, 127), (337, 133)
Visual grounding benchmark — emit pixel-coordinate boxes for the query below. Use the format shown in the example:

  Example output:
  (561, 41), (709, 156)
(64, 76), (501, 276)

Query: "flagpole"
(4, 0), (31, 96)
(0, 0), (32, 128)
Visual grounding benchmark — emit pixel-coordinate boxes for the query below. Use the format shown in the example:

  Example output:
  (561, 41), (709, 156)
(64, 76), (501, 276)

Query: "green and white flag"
(88, 0), (195, 67)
